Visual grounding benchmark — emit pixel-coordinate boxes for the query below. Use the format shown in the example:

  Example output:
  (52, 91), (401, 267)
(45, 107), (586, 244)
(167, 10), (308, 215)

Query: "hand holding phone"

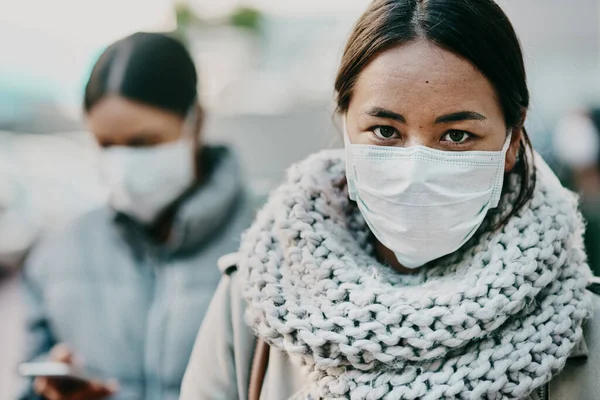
(21, 344), (118, 400)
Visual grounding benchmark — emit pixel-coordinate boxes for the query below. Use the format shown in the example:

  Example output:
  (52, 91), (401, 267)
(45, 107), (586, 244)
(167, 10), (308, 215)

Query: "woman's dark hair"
(84, 32), (197, 117)
(335, 0), (536, 226)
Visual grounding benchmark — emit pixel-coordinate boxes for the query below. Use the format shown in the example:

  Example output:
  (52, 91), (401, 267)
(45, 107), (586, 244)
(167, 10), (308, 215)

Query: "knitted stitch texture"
(240, 149), (593, 400)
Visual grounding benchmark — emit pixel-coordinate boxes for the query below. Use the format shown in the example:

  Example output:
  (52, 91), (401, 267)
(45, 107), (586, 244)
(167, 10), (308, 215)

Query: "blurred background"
(1, 0), (599, 398)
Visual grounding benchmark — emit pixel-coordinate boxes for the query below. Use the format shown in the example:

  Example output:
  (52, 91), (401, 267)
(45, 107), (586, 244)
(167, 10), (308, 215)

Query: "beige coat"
(181, 268), (600, 400)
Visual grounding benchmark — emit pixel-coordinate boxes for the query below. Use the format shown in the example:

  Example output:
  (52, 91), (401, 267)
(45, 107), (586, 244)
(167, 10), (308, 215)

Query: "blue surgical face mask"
(344, 119), (511, 269)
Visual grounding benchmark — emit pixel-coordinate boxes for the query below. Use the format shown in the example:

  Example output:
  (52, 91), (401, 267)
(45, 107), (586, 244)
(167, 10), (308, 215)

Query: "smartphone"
(18, 362), (94, 392)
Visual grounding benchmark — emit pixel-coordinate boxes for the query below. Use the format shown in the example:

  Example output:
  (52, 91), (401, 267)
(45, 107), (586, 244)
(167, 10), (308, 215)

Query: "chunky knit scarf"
(240, 149), (593, 400)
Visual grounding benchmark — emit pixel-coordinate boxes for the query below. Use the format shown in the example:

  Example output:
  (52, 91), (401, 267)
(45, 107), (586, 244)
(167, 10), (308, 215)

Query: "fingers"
(67, 380), (119, 400)
(50, 343), (74, 364)
(34, 344), (118, 400)
(105, 379), (120, 393)
(35, 379), (118, 400)
(33, 376), (46, 394)
(34, 377), (63, 400)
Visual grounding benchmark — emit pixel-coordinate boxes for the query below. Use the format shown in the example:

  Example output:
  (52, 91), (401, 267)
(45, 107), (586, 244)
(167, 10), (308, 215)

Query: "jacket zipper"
(537, 383), (547, 400)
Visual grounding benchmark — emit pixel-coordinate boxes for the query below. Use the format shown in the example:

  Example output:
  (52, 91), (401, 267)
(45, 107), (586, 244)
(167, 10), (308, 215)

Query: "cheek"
(163, 131), (183, 143)
(490, 133), (509, 152)
(474, 123), (509, 152)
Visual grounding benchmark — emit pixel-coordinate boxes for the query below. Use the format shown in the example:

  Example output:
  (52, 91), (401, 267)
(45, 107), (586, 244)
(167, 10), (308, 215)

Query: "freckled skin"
(346, 40), (521, 161)
(344, 40), (523, 273)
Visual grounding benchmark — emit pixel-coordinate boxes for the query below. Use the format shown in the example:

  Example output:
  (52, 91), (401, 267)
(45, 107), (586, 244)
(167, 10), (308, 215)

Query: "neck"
(374, 240), (420, 275)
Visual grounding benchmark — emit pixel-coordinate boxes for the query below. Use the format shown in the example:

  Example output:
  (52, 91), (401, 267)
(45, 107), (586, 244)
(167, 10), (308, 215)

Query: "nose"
(402, 134), (430, 148)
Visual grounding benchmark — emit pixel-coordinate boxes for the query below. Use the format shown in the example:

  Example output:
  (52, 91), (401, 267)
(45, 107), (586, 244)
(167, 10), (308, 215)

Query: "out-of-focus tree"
(173, 1), (263, 34)
(175, 2), (201, 29)
(229, 6), (262, 34)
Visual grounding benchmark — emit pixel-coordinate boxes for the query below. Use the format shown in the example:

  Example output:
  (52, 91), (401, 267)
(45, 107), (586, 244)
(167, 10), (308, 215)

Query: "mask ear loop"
(502, 131), (513, 152)
(182, 100), (199, 141)
(490, 132), (513, 208)
(180, 99), (203, 172)
(343, 115), (358, 201)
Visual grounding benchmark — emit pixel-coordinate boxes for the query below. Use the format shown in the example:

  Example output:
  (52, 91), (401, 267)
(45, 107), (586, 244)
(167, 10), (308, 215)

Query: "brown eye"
(373, 126), (399, 140)
(443, 130), (470, 143)
(128, 136), (157, 147)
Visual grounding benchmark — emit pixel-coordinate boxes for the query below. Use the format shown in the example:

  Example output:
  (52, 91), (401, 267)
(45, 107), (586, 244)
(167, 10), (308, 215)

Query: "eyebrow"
(364, 107), (487, 124)
(434, 111), (487, 124)
(364, 107), (406, 123)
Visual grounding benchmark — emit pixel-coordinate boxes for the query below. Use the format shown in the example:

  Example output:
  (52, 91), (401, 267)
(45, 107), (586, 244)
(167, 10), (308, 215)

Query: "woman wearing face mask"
(181, 1), (599, 399)
(19, 32), (257, 400)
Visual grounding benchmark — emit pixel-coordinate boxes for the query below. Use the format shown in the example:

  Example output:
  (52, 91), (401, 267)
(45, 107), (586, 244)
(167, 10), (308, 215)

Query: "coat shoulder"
(549, 292), (600, 400)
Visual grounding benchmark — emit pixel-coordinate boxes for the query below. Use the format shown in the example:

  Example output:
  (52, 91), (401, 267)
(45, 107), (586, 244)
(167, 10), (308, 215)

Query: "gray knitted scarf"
(240, 149), (593, 400)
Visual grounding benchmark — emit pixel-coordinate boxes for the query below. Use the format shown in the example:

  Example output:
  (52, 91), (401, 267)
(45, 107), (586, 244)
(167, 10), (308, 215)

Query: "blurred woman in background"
(554, 108), (600, 276)
(181, 1), (598, 399)
(19, 32), (256, 400)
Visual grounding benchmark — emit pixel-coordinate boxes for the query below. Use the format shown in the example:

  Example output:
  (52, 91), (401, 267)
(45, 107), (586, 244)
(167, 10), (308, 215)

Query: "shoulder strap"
(218, 253), (270, 398)
(248, 338), (270, 400)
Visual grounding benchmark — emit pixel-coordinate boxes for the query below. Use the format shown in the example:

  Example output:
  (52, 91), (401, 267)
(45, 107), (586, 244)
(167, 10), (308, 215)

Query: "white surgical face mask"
(344, 119), (511, 269)
(99, 134), (195, 224)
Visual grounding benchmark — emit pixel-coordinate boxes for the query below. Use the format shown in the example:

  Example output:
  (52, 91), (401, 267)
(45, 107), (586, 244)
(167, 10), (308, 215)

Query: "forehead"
(350, 40), (501, 120)
(88, 95), (183, 138)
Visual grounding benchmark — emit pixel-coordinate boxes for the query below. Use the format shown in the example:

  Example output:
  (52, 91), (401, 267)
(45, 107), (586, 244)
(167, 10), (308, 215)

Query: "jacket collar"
(569, 337), (588, 360)
(115, 145), (243, 256)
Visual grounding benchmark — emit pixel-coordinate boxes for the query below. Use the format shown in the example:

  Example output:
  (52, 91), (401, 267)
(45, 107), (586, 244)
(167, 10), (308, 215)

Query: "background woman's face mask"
(344, 119), (511, 269)
(91, 94), (200, 225)
(99, 134), (195, 224)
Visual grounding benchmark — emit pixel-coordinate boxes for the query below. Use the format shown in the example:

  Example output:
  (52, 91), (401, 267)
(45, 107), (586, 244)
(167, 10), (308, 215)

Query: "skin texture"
(87, 95), (201, 149)
(345, 40), (523, 273)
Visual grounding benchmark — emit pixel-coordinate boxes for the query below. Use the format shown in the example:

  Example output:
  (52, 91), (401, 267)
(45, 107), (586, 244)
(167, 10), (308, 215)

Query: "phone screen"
(18, 361), (93, 392)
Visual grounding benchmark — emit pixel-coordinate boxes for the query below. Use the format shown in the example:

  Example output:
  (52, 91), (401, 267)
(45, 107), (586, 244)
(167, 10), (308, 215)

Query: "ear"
(193, 103), (204, 148)
(504, 125), (523, 173)
(195, 104), (204, 135)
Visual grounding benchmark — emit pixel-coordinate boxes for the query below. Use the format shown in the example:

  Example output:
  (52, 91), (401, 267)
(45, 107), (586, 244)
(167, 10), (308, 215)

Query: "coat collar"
(114, 145), (243, 256)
